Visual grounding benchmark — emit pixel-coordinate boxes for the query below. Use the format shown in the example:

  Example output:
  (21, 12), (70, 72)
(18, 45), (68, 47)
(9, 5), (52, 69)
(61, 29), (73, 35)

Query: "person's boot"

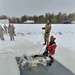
(49, 62), (52, 66)
(13, 38), (15, 41)
(46, 61), (52, 66)
(10, 38), (12, 41)
(46, 56), (54, 67)
(43, 41), (46, 45)
(2, 38), (5, 41)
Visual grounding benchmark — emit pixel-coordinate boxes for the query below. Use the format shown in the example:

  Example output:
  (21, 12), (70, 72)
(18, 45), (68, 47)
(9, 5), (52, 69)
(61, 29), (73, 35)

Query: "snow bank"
(0, 56), (20, 75)
(0, 39), (43, 57)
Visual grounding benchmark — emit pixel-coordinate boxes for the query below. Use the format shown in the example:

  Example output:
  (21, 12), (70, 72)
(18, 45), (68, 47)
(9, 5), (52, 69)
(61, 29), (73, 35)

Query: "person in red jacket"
(43, 35), (57, 66)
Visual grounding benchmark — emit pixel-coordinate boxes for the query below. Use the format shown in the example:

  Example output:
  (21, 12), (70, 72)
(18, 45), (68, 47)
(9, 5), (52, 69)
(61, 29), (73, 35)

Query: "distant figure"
(4, 24), (8, 34)
(42, 20), (51, 45)
(43, 35), (57, 66)
(8, 24), (15, 41)
(12, 24), (16, 36)
(0, 25), (5, 41)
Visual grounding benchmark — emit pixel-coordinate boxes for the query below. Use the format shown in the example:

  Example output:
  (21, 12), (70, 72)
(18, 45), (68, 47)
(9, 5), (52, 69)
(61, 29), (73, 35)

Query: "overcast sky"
(0, 0), (75, 17)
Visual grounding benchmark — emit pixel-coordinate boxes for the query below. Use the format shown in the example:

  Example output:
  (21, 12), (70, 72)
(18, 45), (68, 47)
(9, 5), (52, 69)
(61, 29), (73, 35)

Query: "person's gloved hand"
(42, 27), (45, 29)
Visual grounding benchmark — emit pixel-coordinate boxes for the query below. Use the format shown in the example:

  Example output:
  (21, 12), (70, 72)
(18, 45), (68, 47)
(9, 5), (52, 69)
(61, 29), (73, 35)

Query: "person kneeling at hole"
(43, 35), (57, 66)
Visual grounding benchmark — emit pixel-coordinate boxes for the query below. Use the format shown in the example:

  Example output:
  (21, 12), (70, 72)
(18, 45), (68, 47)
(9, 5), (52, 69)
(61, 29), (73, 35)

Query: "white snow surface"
(0, 24), (75, 74)
(0, 56), (20, 75)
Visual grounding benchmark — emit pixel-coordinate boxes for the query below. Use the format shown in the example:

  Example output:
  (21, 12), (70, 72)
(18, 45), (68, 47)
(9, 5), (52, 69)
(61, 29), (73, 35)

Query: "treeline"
(0, 12), (75, 24)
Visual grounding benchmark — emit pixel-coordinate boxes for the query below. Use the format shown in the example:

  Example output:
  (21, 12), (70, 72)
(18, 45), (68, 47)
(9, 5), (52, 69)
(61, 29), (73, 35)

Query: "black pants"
(43, 51), (54, 66)
(46, 56), (54, 66)
(49, 56), (54, 63)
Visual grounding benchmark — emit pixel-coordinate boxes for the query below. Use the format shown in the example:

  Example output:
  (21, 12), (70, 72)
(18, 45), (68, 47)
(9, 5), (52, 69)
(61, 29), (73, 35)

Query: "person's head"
(47, 20), (49, 23)
(47, 19), (51, 25)
(50, 35), (56, 42)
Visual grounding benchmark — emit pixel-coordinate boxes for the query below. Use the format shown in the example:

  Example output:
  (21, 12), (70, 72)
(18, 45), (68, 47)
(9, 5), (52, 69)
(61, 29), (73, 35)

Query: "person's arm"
(42, 24), (46, 30)
(50, 45), (57, 55)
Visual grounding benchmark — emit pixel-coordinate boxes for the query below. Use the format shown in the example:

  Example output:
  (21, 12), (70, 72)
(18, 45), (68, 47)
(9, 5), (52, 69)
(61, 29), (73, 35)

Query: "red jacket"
(46, 41), (57, 56)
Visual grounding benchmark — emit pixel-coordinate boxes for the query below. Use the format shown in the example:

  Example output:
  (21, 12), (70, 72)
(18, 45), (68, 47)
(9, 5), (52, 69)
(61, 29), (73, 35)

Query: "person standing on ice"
(11, 24), (16, 36)
(8, 24), (15, 41)
(43, 35), (57, 66)
(0, 25), (5, 41)
(42, 20), (51, 45)
(4, 24), (8, 34)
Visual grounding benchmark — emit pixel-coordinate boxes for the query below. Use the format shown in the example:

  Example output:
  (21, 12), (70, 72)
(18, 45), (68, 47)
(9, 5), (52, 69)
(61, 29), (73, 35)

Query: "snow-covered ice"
(0, 24), (75, 74)
(0, 56), (20, 75)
